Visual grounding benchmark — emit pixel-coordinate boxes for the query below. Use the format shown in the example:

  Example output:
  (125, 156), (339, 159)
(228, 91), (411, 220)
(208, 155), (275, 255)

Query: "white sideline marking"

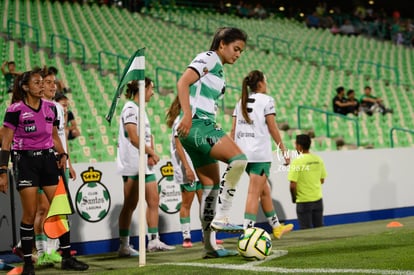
(167, 249), (414, 274)
(171, 263), (414, 274)
(245, 249), (289, 267)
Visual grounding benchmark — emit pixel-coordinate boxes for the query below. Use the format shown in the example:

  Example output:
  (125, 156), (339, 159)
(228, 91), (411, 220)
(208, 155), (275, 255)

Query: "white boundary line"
(165, 250), (414, 274)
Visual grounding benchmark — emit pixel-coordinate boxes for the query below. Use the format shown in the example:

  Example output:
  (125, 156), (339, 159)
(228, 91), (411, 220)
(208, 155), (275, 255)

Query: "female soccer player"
(116, 78), (175, 256)
(172, 27), (248, 258)
(0, 68), (88, 275)
(231, 70), (293, 239)
(168, 113), (202, 248)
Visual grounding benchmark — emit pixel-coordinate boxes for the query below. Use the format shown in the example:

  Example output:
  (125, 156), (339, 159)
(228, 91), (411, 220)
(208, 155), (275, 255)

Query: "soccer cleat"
(182, 239), (193, 248)
(36, 253), (54, 267)
(147, 239), (176, 252)
(118, 245), (139, 257)
(273, 223), (294, 239)
(61, 257), (89, 271)
(22, 263), (35, 275)
(202, 247), (239, 259)
(12, 245), (24, 260)
(47, 250), (62, 263)
(211, 218), (244, 233)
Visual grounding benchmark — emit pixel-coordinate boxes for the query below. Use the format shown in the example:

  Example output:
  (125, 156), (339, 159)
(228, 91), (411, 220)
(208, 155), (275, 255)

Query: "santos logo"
(76, 167), (111, 223)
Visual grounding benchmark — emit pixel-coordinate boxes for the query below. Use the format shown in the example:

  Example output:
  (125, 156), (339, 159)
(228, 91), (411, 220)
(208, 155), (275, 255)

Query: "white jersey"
(187, 51), (225, 122)
(116, 100), (153, 176)
(233, 92), (276, 162)
(54, 101), (69, 167)
(170, 117), (199, 184)
(54, 101), (67, 152)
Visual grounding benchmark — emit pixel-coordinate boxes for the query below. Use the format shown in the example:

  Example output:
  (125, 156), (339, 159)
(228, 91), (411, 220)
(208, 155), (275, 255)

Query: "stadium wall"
(0, 147), (413, 254)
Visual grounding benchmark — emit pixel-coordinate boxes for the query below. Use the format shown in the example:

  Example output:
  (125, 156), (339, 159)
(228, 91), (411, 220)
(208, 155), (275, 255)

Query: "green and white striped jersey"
(188, 51), (225, 121)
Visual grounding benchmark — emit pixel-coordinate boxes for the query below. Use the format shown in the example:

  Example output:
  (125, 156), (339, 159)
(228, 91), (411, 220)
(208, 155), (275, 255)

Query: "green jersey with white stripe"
(187, 51), (225, 122)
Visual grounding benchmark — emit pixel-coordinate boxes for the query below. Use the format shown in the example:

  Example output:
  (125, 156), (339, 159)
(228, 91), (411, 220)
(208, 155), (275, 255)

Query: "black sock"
(20, 222), (34, 265)
(59, 231), (71, 259)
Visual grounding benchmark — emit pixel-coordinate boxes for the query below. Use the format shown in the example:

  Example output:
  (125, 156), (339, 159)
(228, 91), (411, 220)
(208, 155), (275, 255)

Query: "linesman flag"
(43, 175), (75, 239)
(106, 48), (145, 124)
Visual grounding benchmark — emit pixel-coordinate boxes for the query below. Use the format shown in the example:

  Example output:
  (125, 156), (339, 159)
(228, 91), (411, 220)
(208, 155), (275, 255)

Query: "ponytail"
(166, 96), (181, 128)
(240, 70), (265, 124)
(241, 76), (252, 124)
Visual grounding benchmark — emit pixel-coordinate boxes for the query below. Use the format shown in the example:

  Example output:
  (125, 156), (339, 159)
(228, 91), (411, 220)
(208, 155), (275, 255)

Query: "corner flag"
(43, 175), (74, 239)
(105, 48), (146, 124)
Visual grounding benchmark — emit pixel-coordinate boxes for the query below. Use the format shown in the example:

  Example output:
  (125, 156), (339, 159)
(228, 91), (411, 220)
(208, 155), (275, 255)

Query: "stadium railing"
(297, 105), (361, 147)
(389, 127), (414, 148)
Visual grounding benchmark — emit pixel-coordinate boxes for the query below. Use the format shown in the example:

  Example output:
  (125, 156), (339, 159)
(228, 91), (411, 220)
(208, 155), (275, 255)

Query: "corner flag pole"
(105, 48), (147, 266)
(138, 78), (146, 266)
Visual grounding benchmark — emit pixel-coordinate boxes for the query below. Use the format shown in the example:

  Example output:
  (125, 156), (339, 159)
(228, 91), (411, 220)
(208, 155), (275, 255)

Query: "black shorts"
(12, 149), (59, 190)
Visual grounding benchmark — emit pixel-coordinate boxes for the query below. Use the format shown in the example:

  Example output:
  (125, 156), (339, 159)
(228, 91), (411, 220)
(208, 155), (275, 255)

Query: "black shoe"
(61, 257), (89, 271)
(22, 263), (35, 275)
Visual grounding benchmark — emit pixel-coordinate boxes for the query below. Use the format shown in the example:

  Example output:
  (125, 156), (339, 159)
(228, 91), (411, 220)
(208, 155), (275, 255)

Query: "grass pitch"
(8, 216), (414, 274)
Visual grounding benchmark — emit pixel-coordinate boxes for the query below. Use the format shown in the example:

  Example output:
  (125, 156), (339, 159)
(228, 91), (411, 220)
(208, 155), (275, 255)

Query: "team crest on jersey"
(202, 67), (209, 75)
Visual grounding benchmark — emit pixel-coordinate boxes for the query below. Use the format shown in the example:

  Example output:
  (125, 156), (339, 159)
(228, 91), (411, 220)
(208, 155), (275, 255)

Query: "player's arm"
(289, 181), (297, 203)
(266, 114), (289, 165)
(0, 126), (13, 193)
(174, 136), (195, 182)
(124, 123), (158, 160)
(53, 126), (68, 170)
(230, 116), (236, 140)
(176, 68), (199, 137)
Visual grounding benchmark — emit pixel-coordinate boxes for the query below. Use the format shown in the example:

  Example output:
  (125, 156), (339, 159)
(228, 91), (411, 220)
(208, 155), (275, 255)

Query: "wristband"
(0, 168), (7, 175)
(0, 150), (10, 167)
(57, 152), (69, 161)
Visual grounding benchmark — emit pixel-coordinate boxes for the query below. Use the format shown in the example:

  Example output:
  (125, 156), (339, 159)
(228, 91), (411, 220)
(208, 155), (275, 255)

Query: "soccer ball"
(237, 227), (272, 260)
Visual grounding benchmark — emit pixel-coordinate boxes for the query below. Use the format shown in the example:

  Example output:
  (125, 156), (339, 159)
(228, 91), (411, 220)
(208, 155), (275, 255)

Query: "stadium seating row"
(0, 0), (412, 163)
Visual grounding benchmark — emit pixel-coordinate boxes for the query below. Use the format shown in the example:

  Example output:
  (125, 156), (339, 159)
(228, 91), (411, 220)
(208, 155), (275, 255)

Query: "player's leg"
(43, 184), (88, 271)
(118, 176), (139, 256)
(209, 135), (247, 233)
(260, 181), (293, 239)
(146, 176), (175, 252)
(180, 184), (196, 248)
(34, 190), (54, 266)
(19, 187), (38, 272)
(15, 153), (39, 274)
(196, 163), (236, 258)
(195, 164), (219, 252)
(243, 172), (265, 229)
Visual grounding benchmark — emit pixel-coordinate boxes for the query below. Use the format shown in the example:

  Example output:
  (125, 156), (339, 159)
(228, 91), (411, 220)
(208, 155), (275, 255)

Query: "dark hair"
(209, 27), (248, 51)
(48, 66), (58, 75)
(54, 92), (68, 102)
(40, 65), (56, 78)
(125, 77), (152, 99)
(296, 134), (311, 150)
(336, 86), (344, 94)
(11, 68), (42, 104)
(241, 70), (265, 124)
(347, 89), (355, 96)
(8, 61), (16, 66)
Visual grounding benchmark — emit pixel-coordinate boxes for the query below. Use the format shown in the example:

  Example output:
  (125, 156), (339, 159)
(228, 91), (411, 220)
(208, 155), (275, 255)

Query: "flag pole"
(138, 78), (146, 266)
(105, 48), (146, 265)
